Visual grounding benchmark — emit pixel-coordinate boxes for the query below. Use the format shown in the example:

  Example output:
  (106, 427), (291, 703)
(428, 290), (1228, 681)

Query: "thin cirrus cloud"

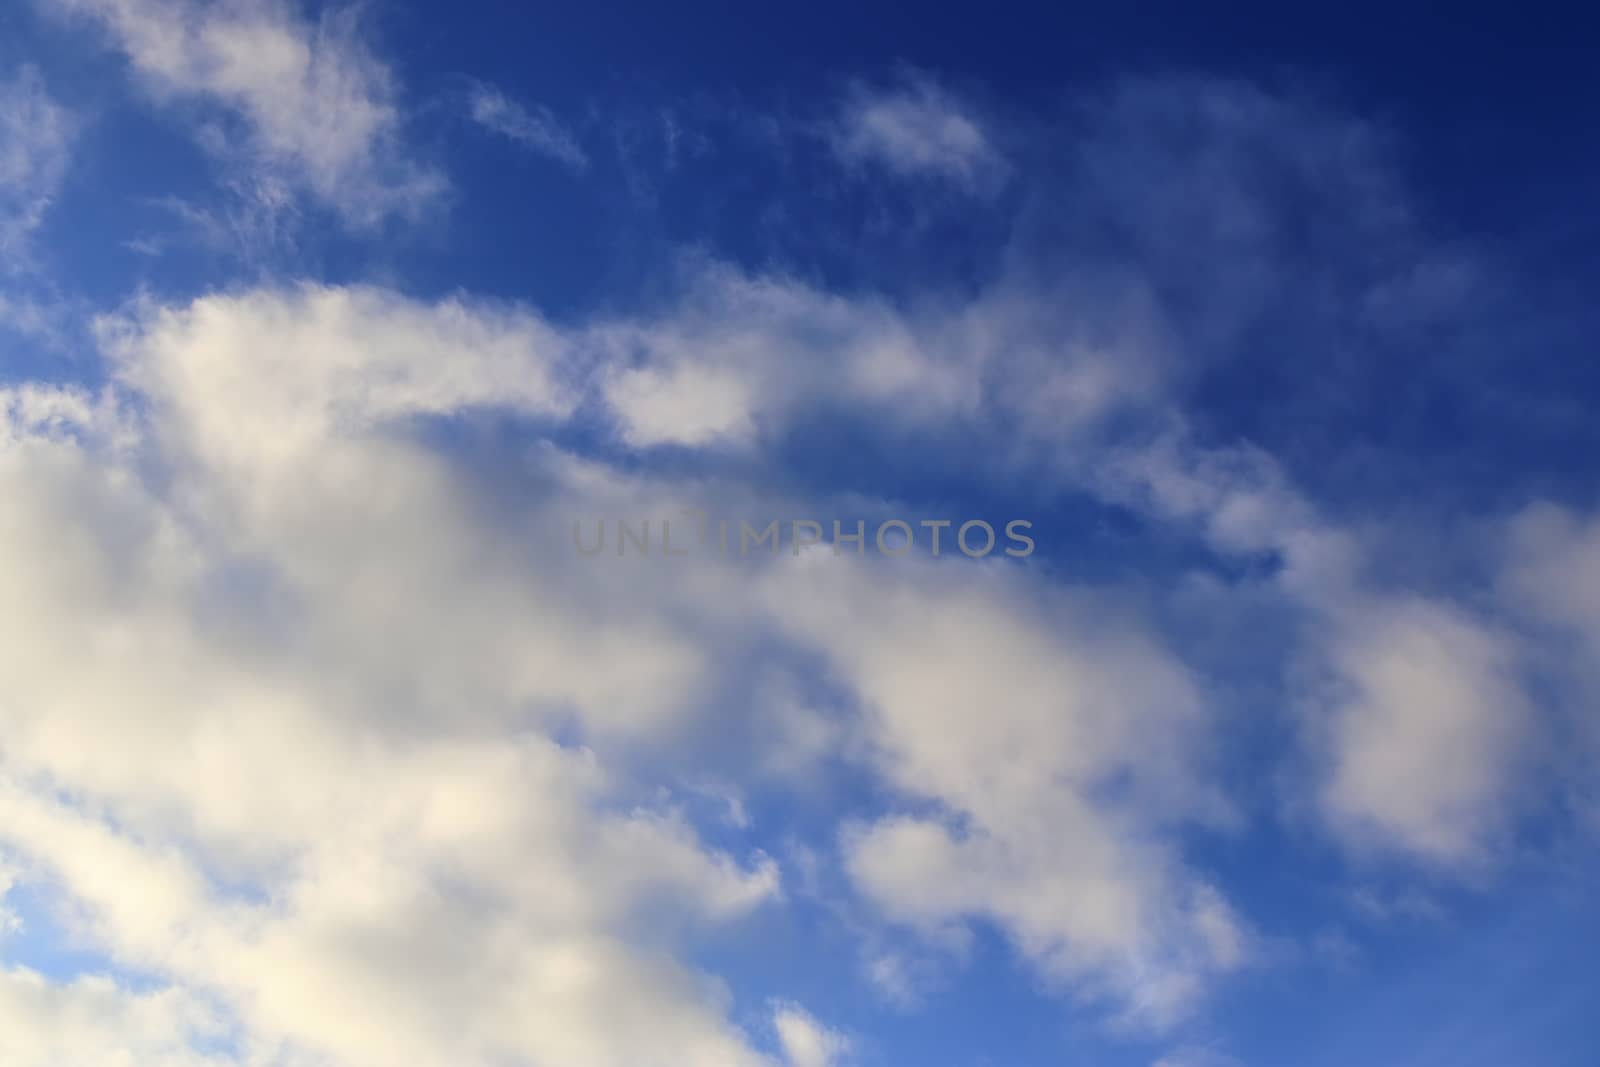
(0, 66), (75, 267)
(40, 0), (444, 226)
(827, 74), (1007, 190)
(466, 82), (589, 171)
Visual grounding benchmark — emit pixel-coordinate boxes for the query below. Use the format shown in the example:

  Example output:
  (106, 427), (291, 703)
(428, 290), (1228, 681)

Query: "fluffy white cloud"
(103, 283), (577, 471)
(44, 0), (442, 225)
(605, 358), (758, 448)
(772, 1001), (851, 1067)
(0, 969), (232, 1067)
(591, 263), (967, 448)
(1313, 598), (1529, 865)
(592, 260), (1161, 451)
(1097, 441), (1482, 889)
(0, 292), (802, 1067)
(2, 71), (1554, 1058)
(0, 265), (1258, 1058)
(1108, 432), (1534, 869)
(764, 556), (1246, 1028)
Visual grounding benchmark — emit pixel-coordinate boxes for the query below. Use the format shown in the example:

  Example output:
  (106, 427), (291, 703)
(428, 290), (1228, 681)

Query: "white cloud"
(103, 283), (578, 470)
(0, 968), (232, 1067)
(861, 951), (921, 1008)
(467, 82), (587, 170)
(1501, 502), (1600, 820)
(0, 865), (19, 939)
(0, 70), (1558, 1058)
(605, 359), (757, 447)
(1314, 598), (1529, 865)
(591, 260), (1157, 452)
(1504, 502), (1600, 657)
(0, 65), (75, 265)
(1108, 431), (1535, 869)
(591, 265), (967, 448)
(0, 288), (817, 1067)
(0, 270), (1249, 1055)
(45, 0), (443, 225)
(772, 1002), (851, 1067)
(8, 210), (1532, 1055)
(763, 557), (1246, 1029)
(830, 75), (1005, 189)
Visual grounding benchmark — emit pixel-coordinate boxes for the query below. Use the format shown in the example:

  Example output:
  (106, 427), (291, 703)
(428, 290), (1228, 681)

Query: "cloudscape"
(1, 3), (1597, 1066)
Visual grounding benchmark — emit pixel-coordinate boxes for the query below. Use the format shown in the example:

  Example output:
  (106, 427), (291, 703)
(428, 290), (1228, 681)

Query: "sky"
(1, 2), (1598, 1066)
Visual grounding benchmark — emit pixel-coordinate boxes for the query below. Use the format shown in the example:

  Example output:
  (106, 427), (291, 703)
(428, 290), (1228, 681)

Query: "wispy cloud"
(467, 82), (588, 171)
(0, 66), (75, 267)
(45, 0), (443, 227)
(828, 74), (1005, 190)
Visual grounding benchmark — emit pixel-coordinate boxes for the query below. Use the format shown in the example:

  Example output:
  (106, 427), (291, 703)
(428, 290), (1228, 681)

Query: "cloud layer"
(1, 21), (1595, 1065)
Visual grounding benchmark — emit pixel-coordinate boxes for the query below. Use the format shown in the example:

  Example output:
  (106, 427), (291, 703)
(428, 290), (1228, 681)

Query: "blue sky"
(1, 3), (1598, 1066)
